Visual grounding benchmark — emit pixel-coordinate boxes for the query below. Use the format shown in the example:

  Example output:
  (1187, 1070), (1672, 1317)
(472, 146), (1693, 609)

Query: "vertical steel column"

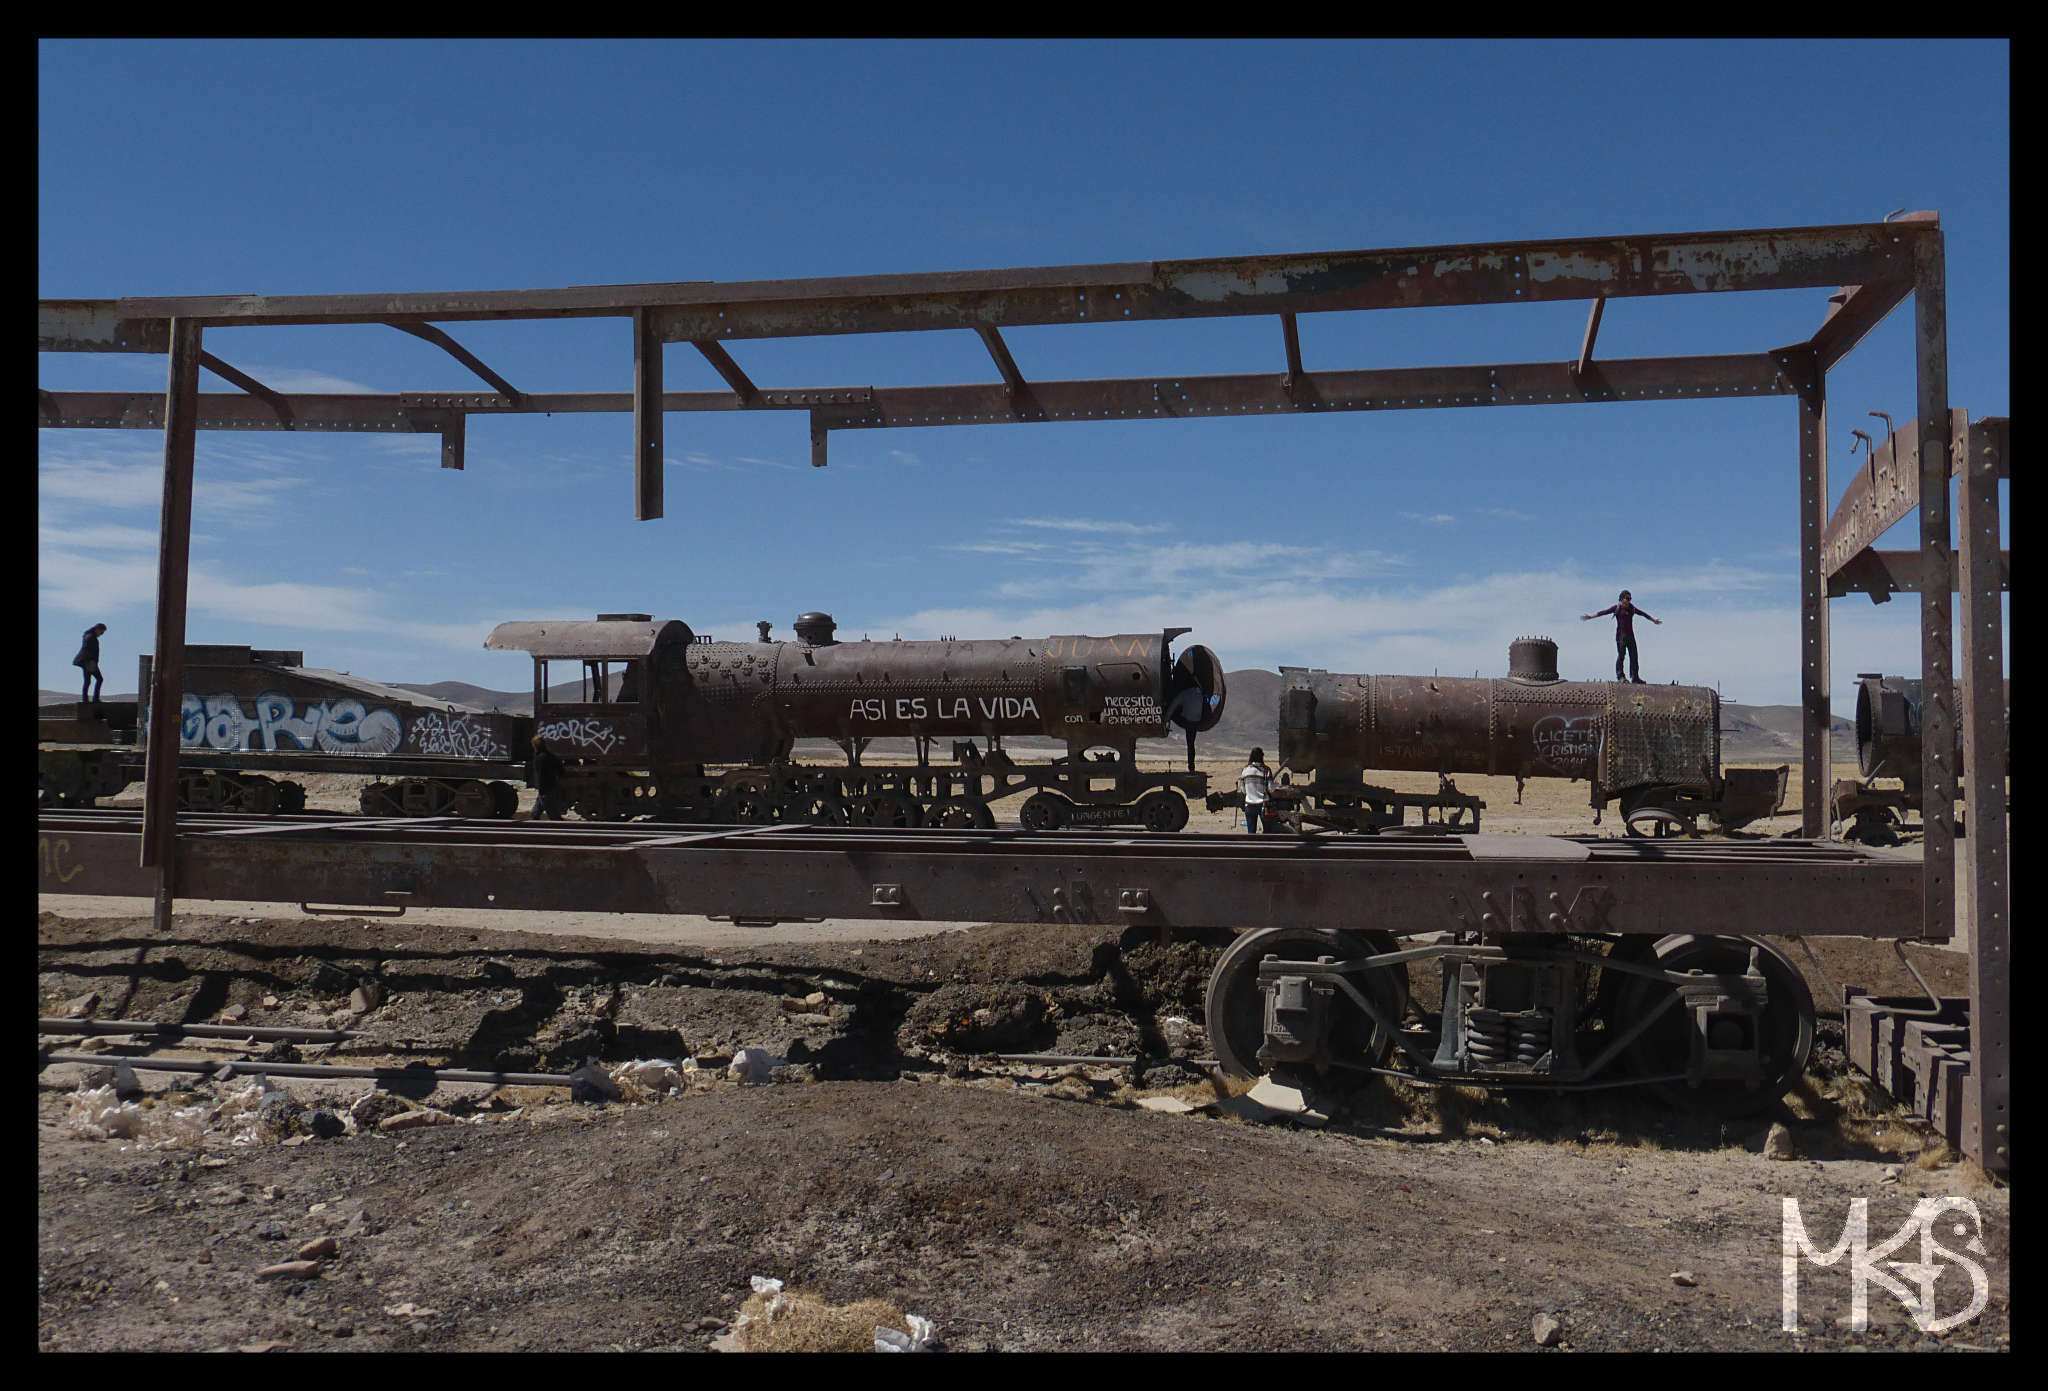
(633, 309), (663, 521)
(1958, 418), (2008, 1175)
(140, 318), (203, 934)
(1911, 234), (1954, 946)
(1795, 356), (1830, 837)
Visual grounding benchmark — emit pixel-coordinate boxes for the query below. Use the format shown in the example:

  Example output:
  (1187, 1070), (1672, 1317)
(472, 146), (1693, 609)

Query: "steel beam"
(1958, 416), (2009, 1176)
(1826, 547), (2009, 600)
(1912, 241), (1954, 964)
(1810, 280), (1915, 372)
(1574, 297), (1606, 377)
(1796, 358), (1829, 837)
(690, 338), (760, 402)
(39, 222), (1928, 350)
(388, 322), (523, 402)
(975, 326), (1027, 393)
(37, 353), (1800, 438)
(1280, 312), (1305, 387)
(633, 308), (662, 520)
(36, 811), (1925, 940)
(140, 320), (202, 939)
(197, 352), (293, 426)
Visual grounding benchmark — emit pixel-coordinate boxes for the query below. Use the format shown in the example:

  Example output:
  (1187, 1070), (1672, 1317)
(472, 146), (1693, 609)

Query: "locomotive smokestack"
(1507, 636), (1559, 683)
(757, 621), (773, 642)
(794, 612), (839, 647)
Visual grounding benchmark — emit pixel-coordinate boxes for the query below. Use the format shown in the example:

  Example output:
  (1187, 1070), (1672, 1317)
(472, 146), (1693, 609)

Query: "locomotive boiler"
(1237, 637), (1783, 836)
(1833, 673), (2010, 842)
(486, 612), (1227, 829)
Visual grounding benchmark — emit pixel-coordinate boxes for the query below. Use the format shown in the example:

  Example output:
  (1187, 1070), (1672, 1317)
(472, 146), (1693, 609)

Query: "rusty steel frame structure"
(36, 216), (2008, 1172)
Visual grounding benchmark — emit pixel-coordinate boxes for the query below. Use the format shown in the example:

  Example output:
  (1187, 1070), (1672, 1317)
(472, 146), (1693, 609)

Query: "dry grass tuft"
(732, 1287), (909, 1353)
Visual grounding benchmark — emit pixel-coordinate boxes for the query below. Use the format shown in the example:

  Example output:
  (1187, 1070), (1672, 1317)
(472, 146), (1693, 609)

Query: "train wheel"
(359, 782), (403, 816)
(1624, 806), (1695, 838)
(716, 787), (777, 824)
(487, 781), (519, 818)
(1134, 790), (1189, 833)
(1204, 928), (1407, 1082)
(277, 782), (307, 814)
(1604, 934), (1815, 1114)
(448, 780), (494, 819)
(238, 777), (281, 815)
(926, 797), (995, 829)
(1019, 792), (1071, 831)
(860, 791), (922, 828)
(779, 791), (850, 826)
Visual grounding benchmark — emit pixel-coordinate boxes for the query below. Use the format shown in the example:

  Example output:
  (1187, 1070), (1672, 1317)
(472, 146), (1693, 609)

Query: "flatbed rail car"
(38, 809), (1922, 1112)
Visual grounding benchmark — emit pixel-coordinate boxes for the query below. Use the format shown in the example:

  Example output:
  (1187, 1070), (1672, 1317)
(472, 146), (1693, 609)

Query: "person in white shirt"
(1238, 748), (1272, 834)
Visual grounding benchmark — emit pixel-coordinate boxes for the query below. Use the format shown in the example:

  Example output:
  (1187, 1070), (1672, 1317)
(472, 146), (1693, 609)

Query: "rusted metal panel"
(36, 300), (170, 353)
(1959, 412), (2010, 1176)
(133, 649), (530, 765)
(483, 619), (693, 659)
(37, 810), (1924, 940)
(1820, 418), (1921, 579)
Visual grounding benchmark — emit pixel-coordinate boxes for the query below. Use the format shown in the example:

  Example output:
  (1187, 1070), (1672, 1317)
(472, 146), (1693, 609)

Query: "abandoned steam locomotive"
(38, 614), (1229, 831)
(1212, 637), (1786, 836)
(486, 613), (1225, 829)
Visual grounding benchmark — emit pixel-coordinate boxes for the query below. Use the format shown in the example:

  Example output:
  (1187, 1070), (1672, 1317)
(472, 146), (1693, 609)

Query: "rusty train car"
(1832, 673), (2010, 843)
(38, 645), (531, 815)
(485, 612), (1226, 829)
(1217, 637), (1785, 836)
(39, 616), (1229, 831)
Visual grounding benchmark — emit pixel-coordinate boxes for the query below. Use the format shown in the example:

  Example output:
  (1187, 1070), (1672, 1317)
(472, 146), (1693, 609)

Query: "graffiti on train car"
(537, 717), (624, 754)
(1531, 715), (1599, 774)
(174, 691), (406, 755)
(408, 710), (510, 759)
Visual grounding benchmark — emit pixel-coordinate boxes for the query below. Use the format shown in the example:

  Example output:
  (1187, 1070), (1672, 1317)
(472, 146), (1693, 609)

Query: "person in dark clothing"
(72, 623), (107, 709)
(1165, 682), (1213, 774)
(529, 735), (568, 820)
(1581, 589), (1662, 683)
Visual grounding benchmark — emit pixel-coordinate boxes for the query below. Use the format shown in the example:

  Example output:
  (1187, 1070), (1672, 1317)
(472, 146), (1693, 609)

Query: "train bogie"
(1205, 928), (1816, 1112)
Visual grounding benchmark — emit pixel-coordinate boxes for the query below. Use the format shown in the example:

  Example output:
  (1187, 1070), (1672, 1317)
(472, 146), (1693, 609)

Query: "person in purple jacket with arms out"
(1581, 589), (1661, 684)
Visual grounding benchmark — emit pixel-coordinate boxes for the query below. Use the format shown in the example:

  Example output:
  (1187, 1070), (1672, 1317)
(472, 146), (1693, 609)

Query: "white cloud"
(37, 523), (163, 552)
(1399, 511), (1457, 525)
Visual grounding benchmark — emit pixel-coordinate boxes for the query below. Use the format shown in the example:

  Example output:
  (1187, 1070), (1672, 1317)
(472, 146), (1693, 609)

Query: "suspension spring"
(1464, 1006), (1507, 1065)
(1509, 1008), (1552, 1065)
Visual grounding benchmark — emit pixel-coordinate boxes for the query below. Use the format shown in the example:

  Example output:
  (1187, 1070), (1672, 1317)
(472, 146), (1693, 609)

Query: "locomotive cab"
(485, 615), (698, 770)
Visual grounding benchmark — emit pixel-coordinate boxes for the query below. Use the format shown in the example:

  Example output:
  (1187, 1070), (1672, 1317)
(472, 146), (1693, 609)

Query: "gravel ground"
(39, 907), (2008, 1353)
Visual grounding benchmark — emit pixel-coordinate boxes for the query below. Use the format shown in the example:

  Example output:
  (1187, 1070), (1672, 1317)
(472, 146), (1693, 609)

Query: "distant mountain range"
(41, 668), (1852, 763)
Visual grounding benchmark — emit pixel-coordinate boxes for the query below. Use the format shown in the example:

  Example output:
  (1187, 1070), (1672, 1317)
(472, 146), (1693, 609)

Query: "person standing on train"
(1581, 589), (1661, 684)
(1165, 681), (1214, 773)
(1238, 748), (1273, 833)
(529, 735), (568, 820)
(73, 623), (107, 712)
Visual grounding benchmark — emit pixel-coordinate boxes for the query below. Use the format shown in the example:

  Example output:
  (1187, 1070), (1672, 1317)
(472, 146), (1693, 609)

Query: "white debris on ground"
(729, 1275), (936, 1353)
(63, 1078), (361, 1151)
(726, 1048), (785, 1085)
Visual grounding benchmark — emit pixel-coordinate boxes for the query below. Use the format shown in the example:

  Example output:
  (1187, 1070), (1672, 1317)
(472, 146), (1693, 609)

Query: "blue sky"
(39, 39), (2009, 706)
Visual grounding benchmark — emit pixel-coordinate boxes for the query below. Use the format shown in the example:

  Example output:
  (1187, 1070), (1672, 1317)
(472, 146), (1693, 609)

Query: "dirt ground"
(43, 760), (2007, 1354)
